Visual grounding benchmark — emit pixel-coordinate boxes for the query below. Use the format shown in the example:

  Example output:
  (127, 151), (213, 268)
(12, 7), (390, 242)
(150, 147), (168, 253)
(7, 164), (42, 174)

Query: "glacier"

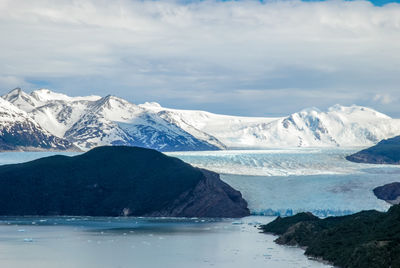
(168, 148), (366, 176)
(1, 148), (399, 217)
(169, 148), (399, 217)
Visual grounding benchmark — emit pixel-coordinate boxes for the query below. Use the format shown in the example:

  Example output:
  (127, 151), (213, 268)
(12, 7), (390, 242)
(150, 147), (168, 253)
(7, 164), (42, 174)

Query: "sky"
(1, 0), (400, 117)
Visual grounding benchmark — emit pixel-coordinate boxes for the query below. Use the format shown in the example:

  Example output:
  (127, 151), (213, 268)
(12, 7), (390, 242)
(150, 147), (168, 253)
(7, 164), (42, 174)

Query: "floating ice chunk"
(247, 221), (262, 226)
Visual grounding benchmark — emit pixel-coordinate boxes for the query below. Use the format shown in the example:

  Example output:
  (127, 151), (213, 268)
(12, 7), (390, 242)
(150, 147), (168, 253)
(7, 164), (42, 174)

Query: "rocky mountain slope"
(0, 146), (250, 217)
(2, 87), (400, 151)
(373, 182), (400, 205)
(0, 96), (75, 151)
(3, 88), (221, 151)
(346, 135), (400, 164)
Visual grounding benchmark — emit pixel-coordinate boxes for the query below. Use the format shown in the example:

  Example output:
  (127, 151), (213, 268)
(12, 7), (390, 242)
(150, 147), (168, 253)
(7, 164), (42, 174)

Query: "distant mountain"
(2, 87), (400, 151)
(143, 103), (400, 148)
(0, 146), (250, 217)
(0, 96), (75, 151)
(346, 135), (400, 164)
(3, 88), (221, 151)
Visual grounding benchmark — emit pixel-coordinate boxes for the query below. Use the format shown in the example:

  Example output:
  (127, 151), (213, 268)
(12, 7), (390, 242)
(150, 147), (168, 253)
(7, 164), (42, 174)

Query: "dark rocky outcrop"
(0, 146), (249, 218)
(346, 136), (400, 164)
(146, 169), (249, 217)
(373, 182), (400, 205)
(261, 206), (400, 268)
(0, 121), (76, 151)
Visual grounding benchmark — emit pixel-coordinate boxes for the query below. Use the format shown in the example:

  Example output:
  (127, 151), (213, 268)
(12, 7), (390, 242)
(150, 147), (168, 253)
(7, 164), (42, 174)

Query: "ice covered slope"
(63, 95), (220, 151)
(3, 88), (400, 151)
(3, 88), (221, 151)
(139, 102), (277, 149)
(141, 103), (400, 148)
(3, 88), (102, 138)
(0, 96), (75, 151)
(250, 105), (400, 148)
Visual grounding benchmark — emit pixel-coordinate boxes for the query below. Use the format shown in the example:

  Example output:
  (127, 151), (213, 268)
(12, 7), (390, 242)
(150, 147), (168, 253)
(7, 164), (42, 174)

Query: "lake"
(0, 216), (329, 268)
(1, 148), (398, 267)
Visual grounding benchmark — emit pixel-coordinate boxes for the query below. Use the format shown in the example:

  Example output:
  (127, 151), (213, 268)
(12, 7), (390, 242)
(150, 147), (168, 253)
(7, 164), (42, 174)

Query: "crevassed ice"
(170, 148), (400, 217)
(168, 148), (399, 176)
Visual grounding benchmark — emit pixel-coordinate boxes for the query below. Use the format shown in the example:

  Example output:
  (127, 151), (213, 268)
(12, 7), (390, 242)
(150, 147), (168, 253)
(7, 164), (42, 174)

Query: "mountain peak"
(31, 88), (101, 102)
(2, 88), (41, 112)
(328, 104), (391, 119)
(31, 88), (68, 102)
(3, 87), (26, 100)
(140, 102), (162, 109)
(298, 107), (322, 117)
(94, 94), (131, 108)
(9, 87), (22, 94)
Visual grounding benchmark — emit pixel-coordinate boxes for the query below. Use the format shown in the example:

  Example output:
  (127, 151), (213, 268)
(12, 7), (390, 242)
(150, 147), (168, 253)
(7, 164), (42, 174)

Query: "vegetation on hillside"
(261, 205), (400, 268)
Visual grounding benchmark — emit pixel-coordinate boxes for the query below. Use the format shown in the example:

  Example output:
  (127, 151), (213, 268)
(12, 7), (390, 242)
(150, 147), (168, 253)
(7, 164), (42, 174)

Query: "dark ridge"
(0, 122), (75, 151)
(0, 146), (249, 218)
(261, 212), (319, 235)
(346, 136), (400, 164)
(374, 182), (400, 204)
(261, 206), (400, 268)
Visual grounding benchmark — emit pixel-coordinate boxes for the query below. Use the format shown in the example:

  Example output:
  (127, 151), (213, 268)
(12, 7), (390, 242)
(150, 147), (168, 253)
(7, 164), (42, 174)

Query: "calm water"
(0, 148), (397, 267)
(0, 216), (330, 268)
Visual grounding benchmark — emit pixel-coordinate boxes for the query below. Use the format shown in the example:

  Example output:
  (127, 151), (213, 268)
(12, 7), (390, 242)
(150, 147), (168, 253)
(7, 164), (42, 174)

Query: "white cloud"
(0, 0), (400, 116)
(373, 93), (393, 104)
(0, 75), (32, 90)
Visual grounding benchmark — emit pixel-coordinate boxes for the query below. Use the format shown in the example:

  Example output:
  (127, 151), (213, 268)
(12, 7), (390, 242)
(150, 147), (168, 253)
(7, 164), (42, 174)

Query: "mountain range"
(1, 87), (400, 151)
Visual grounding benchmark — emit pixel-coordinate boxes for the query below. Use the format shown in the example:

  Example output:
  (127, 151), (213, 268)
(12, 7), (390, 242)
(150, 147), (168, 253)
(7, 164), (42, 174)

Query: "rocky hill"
(346, 135), (400, 164)
(0, 146), (250, 217)
(373, 182), (400, 205)
(261, 206), (400, 268)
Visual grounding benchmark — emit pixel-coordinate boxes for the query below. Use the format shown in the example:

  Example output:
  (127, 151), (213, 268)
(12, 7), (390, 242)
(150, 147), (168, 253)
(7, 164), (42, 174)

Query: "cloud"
(0, 75), (32, 90)
(0, 0), (400, 116)
(373, 93), (394, 104)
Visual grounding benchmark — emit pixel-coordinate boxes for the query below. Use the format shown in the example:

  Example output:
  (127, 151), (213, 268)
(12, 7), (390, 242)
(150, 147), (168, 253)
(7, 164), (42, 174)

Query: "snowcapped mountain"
(140, 102), (400, 148)
(2, 88), (222, 151)
(2, 88), (400, 151)
(0, 94), (75, 151)
(268, 105), (399, 147)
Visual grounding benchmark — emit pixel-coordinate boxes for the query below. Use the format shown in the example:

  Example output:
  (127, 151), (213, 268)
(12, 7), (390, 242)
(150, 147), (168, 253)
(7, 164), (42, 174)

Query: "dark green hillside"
(0, 146), (249, 217)
(261, 206), (400, 268)
(346, 136), (400, 164)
